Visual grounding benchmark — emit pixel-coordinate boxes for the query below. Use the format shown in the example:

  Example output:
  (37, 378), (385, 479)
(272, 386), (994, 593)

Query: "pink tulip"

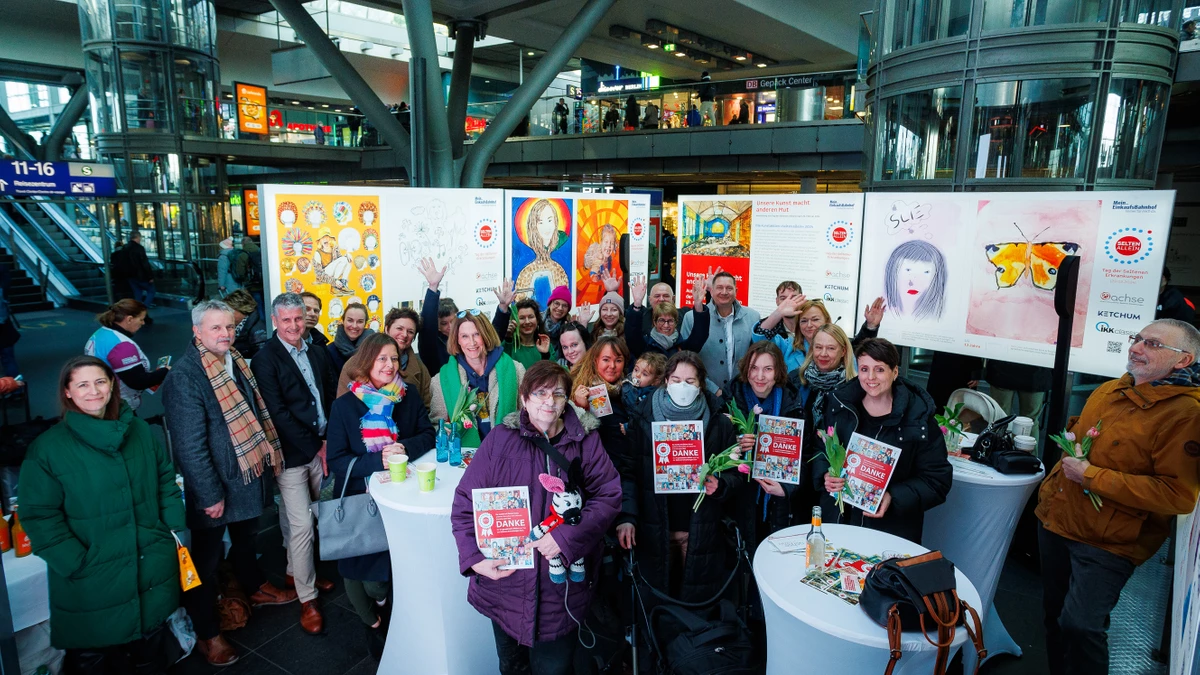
(826, 426), (835, 436)
(463, 420), (474, 430)
(1064, 431), (1076, 442)
(752, 405), (763, 415)
(737, 464), (750, 474)
(1086, 428), (1100, 438)
(939, 425), (948, 435)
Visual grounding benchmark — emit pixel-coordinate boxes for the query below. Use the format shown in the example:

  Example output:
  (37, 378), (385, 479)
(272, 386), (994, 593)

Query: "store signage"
(597, 76), (659, 94)
(244, 188), (260, 236)
(743, 75), (816, 91)
(284, 122), (331, 133)
(268, 109), (283, 127)
(0, 161), (116, 197)
(235, 82), (268, 134)
(567, 85), (583, 100)
(465, 116), (487, 134)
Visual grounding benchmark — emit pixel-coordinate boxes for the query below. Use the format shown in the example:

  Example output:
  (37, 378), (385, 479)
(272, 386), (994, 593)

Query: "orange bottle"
(11, 506), (30, 557)
(0, 513), (10, 553)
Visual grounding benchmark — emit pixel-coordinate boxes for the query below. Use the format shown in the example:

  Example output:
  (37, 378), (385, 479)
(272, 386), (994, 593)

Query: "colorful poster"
(508, 192), (573, 309)
(243, 188), (260, 236)
(859, 191), (1175, 377)
(676, 199), (752, 308)
(652, 420), (705, 494)
(753, 415), (803, 485)
(575, 199), (626, 305)
(842, 433), (901, 515)
(472, 486), (534, 570)
(234, 82), (267, 134)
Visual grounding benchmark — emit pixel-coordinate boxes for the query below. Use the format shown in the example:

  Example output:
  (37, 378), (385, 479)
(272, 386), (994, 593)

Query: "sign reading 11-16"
(0, 161), (117, 197)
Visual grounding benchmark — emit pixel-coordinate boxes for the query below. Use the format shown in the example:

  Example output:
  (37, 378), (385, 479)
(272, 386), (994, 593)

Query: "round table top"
(753, 523), (982, 650)
(948, 455), (1045, 487)
(369, 450), (467, 516)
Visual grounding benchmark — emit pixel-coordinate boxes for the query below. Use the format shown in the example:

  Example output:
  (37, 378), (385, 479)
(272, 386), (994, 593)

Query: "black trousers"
(184, 518), (265, 639)
(492, 621), (576, 675)
(1039, 524), (1137, 675)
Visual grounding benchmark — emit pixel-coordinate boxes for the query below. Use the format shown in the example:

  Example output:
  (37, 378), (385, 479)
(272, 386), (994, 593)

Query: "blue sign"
(0, 161), (117, 197)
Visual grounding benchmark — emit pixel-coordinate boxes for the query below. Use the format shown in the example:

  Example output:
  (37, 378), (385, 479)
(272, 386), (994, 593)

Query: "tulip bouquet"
(935, 403), (966, 454)
(692, 444), (752, 512)
(726, 400), (759, 436)
(447, 383), (479, 437)
(812, 426), (848, 513)
(1049, 420), (1103, 511)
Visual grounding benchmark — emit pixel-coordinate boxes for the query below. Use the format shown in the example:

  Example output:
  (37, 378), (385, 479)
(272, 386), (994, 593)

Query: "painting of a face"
(534, 207), (557, 248)
(318, 236), (334, 253)
(898, 258), (935, 299)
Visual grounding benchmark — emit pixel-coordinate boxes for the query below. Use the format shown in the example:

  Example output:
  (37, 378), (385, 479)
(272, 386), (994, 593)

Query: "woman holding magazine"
(811, 338), (952, 544)
(451, 361), (620, 675)
(790, 323), (858, 513)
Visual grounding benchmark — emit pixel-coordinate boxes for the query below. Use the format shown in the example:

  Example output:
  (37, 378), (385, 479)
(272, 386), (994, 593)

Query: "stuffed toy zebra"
(530, 472), (585, 583)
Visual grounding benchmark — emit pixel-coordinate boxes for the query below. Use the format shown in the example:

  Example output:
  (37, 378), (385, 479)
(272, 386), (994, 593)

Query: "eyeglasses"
(655, 317), (677, 326)
(1128, 334), (1188, 354)
(528, 389), (567, 403)
(456, 309), (482, 318)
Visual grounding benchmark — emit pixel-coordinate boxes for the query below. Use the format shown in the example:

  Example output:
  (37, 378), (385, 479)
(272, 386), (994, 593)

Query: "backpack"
(230, 249), (259, 285)
(648, 600), (758, 675)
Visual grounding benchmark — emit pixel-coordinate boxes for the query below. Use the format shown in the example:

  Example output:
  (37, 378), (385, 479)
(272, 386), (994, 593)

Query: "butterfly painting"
(984, 224), (1079, 291)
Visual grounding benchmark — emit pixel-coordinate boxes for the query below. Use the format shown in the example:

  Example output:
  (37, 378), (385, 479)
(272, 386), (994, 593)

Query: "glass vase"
(943, 428), (963, 455)
(449, 432), (463, 467)
(436, 421), (449, 463)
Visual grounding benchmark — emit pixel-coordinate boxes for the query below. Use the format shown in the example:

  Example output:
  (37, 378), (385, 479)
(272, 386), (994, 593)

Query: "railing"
(151, 257), (205, 303)
(32, 198), (105, 264)
(8, 201), (79, 265)
(0, 206), (76, 303)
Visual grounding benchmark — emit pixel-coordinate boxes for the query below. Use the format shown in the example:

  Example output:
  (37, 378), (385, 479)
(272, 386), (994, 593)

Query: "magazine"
(753, 415), (803, 485)
(587, 384), (613, 417)
(842, 433), (902, 515)
(471, 486), (534, 570)
(798, 547), (891, 606)
(652, 420), (705, 494)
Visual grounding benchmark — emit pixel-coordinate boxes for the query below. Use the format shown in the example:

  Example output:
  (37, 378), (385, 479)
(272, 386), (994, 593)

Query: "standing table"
(923, 456), (1044, 673)
(3, 549), (48, 632)
(755, 523), (982, 675)
(370, 450), (498, 675)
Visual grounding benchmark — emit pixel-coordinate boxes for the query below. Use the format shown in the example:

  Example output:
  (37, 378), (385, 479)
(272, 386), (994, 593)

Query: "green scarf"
(438, 354), (518, 447)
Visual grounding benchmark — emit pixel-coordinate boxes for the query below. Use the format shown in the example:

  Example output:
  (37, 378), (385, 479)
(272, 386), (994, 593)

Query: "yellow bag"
(172, 532), (202, 592)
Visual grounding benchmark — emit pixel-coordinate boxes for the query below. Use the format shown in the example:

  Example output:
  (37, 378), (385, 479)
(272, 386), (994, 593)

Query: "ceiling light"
(734, 55), (746, 61)
(675, 51), (686, 57)
(642, 35), (662, 49)
(321, 104), (329, 108)
(756, 63), (767, 68)
(292, 100), (302, 105)
(527, 51), (535, 56)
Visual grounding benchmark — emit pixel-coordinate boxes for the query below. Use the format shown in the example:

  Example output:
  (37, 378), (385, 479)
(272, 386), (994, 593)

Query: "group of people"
(15, 247), (1200, 675)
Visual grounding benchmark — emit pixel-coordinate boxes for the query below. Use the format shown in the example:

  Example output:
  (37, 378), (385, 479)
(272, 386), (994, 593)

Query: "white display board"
(858, 191), (1175, 377)
(676, 195), (864, 332)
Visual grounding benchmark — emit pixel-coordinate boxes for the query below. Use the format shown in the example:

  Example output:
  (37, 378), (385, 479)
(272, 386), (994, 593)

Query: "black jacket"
(625, 304), (710, 361)
(250, 335), (337, 468)
(306, 329), (329, 348)
(810, 377), (952, 545)
(621, 391), (741, 603)
(233, 312), (269, 360)
(418, 287), (451, 375)
(126, 241), (153, 282)
(1157, 286), (1197, 325)
(327, 388), (435, 581)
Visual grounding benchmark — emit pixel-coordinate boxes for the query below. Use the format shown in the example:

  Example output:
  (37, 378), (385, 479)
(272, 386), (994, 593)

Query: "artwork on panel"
(511, 197), (572, 309)
(393, 197), (470, 275)
(575, 199), (627, 305)
(883, 239), (949, 322)
(678, 200), (752, 306)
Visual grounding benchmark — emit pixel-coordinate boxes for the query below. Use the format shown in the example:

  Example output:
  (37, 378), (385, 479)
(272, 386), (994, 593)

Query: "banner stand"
(1046, 254), (1082, 466)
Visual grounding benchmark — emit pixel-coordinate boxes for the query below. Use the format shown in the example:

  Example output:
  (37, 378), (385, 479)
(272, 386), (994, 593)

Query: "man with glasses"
(1036, 318), (1200, 675)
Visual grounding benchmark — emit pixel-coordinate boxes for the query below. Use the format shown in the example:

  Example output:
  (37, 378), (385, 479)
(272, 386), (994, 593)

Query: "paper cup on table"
(1010, 416), (1034, 437)
(388, 455), (408, 482)
(1014, 435), (1037, 453)
(416, 462), (437, 492)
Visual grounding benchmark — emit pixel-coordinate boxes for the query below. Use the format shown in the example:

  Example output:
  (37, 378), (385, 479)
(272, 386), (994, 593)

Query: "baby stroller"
(945, 388), (1007, 434)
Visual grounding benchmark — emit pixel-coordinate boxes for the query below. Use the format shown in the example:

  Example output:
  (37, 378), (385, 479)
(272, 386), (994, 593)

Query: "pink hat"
(599, 292), (624, 311)
(548, 286), (571, 307)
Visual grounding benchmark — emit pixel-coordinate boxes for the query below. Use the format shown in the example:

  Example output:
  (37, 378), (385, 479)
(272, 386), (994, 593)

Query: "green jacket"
(18, 402), (186, 649)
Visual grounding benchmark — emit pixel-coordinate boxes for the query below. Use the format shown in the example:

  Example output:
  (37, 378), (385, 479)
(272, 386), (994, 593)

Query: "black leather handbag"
(969, 415), (1043, 474)
(859, 551), (985, 675)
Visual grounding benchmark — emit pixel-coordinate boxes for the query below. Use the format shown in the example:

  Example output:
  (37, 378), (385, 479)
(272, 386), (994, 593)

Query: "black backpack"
(0, 416), (58, 467)
(648, 600), (757, 675)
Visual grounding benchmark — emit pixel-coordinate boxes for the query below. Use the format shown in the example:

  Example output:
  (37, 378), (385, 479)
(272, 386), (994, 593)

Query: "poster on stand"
(858, 191), (1174, 377)
(507, 191), (574, 309)
(676, 199), (752, 309)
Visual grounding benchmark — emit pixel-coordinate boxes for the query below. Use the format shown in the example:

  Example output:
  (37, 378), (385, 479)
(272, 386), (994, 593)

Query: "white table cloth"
(3, 549), (48, 632)
(370, 450), (498, 675)
(923, 456), (1044, 673)
(755, 523), (982, 675)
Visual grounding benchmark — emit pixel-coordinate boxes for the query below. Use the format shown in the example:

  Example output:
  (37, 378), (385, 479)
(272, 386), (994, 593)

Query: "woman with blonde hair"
(794, 322), (858, 514)
(429, 310), (526, 444)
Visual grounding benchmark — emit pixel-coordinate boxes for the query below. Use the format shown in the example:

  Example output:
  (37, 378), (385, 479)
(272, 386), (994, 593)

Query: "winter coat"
(1156, 286), (1197, 324)
(1036, 372), (1200, 564)
(337, 344), (432, 409)
(18, 403), (185, 649)
(126, 240), (153, 282)
(252, 335), (338, 469)
(681, 302), (762, 392)
(217, 247), (243, 293)
(625, 304), (710, 361)
(811, 377), (952, 545)
(327, 384), (436, 581)
(418, 287), (451, 375)
(233, 311), (269, 360)
(162, 344), (271, 528)
(452, 407), (621, 646)
(621, 391), (742, 603)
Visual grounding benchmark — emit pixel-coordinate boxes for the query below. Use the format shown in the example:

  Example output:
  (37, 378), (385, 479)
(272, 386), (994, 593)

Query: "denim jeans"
(492, 621), (576, 675)
(128, 279), (156, 307)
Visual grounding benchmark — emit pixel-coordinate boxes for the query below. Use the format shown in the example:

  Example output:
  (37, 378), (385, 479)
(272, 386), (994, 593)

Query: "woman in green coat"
(19, 355), (185, 672)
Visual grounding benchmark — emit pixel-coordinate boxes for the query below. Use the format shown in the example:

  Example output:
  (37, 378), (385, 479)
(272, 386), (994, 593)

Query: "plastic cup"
(388, 455), (408, 483)
(416, 462), (437, 492)
(1010, 416), (1034, 437)
(1014, 435), (1037, 453)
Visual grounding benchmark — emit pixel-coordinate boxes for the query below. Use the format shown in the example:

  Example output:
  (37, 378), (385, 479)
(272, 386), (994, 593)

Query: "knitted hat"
(548, 285), (571, 308)
(599, 292), (624, 311)
(219, 237), (234, 249)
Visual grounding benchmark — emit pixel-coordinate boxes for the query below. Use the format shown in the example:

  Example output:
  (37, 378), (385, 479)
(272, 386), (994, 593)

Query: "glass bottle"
(805, 506), (826, 573)
(11, 500), (31, 558)
(435, 420), (449, 463)
(448, 425), (463, 467)
(0, 509), (10, 553)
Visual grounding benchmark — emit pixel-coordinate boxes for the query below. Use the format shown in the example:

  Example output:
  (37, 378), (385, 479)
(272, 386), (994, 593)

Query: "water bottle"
(449, 428), (463, 467)
(435, 420), (449, 463)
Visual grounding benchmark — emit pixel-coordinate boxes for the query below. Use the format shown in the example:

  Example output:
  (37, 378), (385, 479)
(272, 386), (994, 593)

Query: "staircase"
(8, 204), (107, 302)
(0, 247), (52, 313)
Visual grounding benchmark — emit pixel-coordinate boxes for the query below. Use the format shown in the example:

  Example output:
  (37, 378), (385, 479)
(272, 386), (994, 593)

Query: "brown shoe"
(300, 600), (324, 634)
(197, 635), (239, 667)
(250, 581), (299, 607)
(285, 574), (336, 593)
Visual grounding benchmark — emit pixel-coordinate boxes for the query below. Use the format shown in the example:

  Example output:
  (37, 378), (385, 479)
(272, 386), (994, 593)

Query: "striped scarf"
(350, 379), (404, 453)
(194, 338), (282, 484)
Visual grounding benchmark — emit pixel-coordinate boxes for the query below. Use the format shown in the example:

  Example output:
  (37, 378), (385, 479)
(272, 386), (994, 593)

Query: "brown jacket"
(336, 346), (432, 410)
(1036, 373), (1200, 564)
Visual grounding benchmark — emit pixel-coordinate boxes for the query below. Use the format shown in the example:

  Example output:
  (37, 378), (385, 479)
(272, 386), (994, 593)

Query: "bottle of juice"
(11, 501), (31, 557)
(0, 510), (10, 553)
(805, 506), (826, 573)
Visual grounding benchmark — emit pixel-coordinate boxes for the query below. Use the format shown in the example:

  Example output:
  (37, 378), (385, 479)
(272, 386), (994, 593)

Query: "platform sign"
(0, 161), (116, 197)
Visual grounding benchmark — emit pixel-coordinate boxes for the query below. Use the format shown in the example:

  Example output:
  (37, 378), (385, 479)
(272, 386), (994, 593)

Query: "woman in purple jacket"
(452, 361), (621, 674)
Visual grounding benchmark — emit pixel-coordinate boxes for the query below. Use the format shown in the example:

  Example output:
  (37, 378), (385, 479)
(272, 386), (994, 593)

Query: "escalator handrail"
(7, 200), (76, 263)
(31, 197), (104, 264)
(0, 207), (79, 299)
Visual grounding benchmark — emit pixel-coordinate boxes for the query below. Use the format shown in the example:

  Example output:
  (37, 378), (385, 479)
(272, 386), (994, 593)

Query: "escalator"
(7, 200), (107, 302)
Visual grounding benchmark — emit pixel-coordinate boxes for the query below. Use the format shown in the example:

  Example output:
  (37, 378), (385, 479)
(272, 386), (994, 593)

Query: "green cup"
(388, 455), (408, 483)
(416, 462), (437, 492)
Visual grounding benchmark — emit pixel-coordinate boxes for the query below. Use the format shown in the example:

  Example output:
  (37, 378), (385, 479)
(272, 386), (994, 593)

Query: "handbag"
(648, 600), (759, 675)
(311, 455), (388, 560)
(172, 532), (202, 591)
(859, 551), (986, 675)
(969, 415), (1043, 474)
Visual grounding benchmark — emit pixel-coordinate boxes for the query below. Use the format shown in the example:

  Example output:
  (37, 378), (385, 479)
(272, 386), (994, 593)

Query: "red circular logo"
(633, 222), (644, 237)
(479, 225), (493, 242)
(1114, 236), (1141, 256)
(831, 227), (848, 243)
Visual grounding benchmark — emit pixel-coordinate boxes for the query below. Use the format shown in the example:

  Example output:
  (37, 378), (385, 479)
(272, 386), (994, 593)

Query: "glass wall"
(884, 0), (972, 53)
(982, 0), (1108, 31)
(877, 86), (963, 180)
(970, 78), (1096, 179)
(1118, 0), (1174, 24)
(1096, 79), (1169, 180)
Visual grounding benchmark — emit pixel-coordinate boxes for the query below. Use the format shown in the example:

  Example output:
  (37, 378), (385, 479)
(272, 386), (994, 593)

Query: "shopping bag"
(172, 532), (202, 591)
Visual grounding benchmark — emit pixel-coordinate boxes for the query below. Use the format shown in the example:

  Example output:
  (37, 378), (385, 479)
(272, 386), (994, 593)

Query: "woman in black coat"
(811, 338), (952, 545)
(625, 276), (710, 361)
(618, 352), (742, 603)
(326, 334), (435, 655)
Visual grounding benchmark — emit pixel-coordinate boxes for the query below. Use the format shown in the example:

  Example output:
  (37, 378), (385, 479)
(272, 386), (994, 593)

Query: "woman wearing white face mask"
(617, 351), (740, 603)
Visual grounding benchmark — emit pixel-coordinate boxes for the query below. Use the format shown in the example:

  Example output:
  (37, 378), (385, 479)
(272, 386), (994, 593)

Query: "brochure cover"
(842, 433), (902, 515)
(472, 486), (534, 569)
(753, 415), (803, 485)
(587, 384), (613, 417)
(652, 420), (705, 494)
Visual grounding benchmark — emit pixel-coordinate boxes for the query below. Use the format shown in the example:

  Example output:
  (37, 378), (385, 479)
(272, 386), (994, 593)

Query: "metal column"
(402, 0), (455, 187)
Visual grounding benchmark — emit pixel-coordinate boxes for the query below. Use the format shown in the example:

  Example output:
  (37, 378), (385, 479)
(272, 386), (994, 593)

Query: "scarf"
(333, 325), (376, 358)
(194, 338), (282, 484)
(459, 346), (505, 392)
(741, 381), (782, 417)
(350, 379), (404, 453)
(441, 348), (518, 446)
(649, 328), (678, 351)
(652, 386), (710, 427)
(1152, 362), (1200, 387)
(803, 362), (847, 431)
